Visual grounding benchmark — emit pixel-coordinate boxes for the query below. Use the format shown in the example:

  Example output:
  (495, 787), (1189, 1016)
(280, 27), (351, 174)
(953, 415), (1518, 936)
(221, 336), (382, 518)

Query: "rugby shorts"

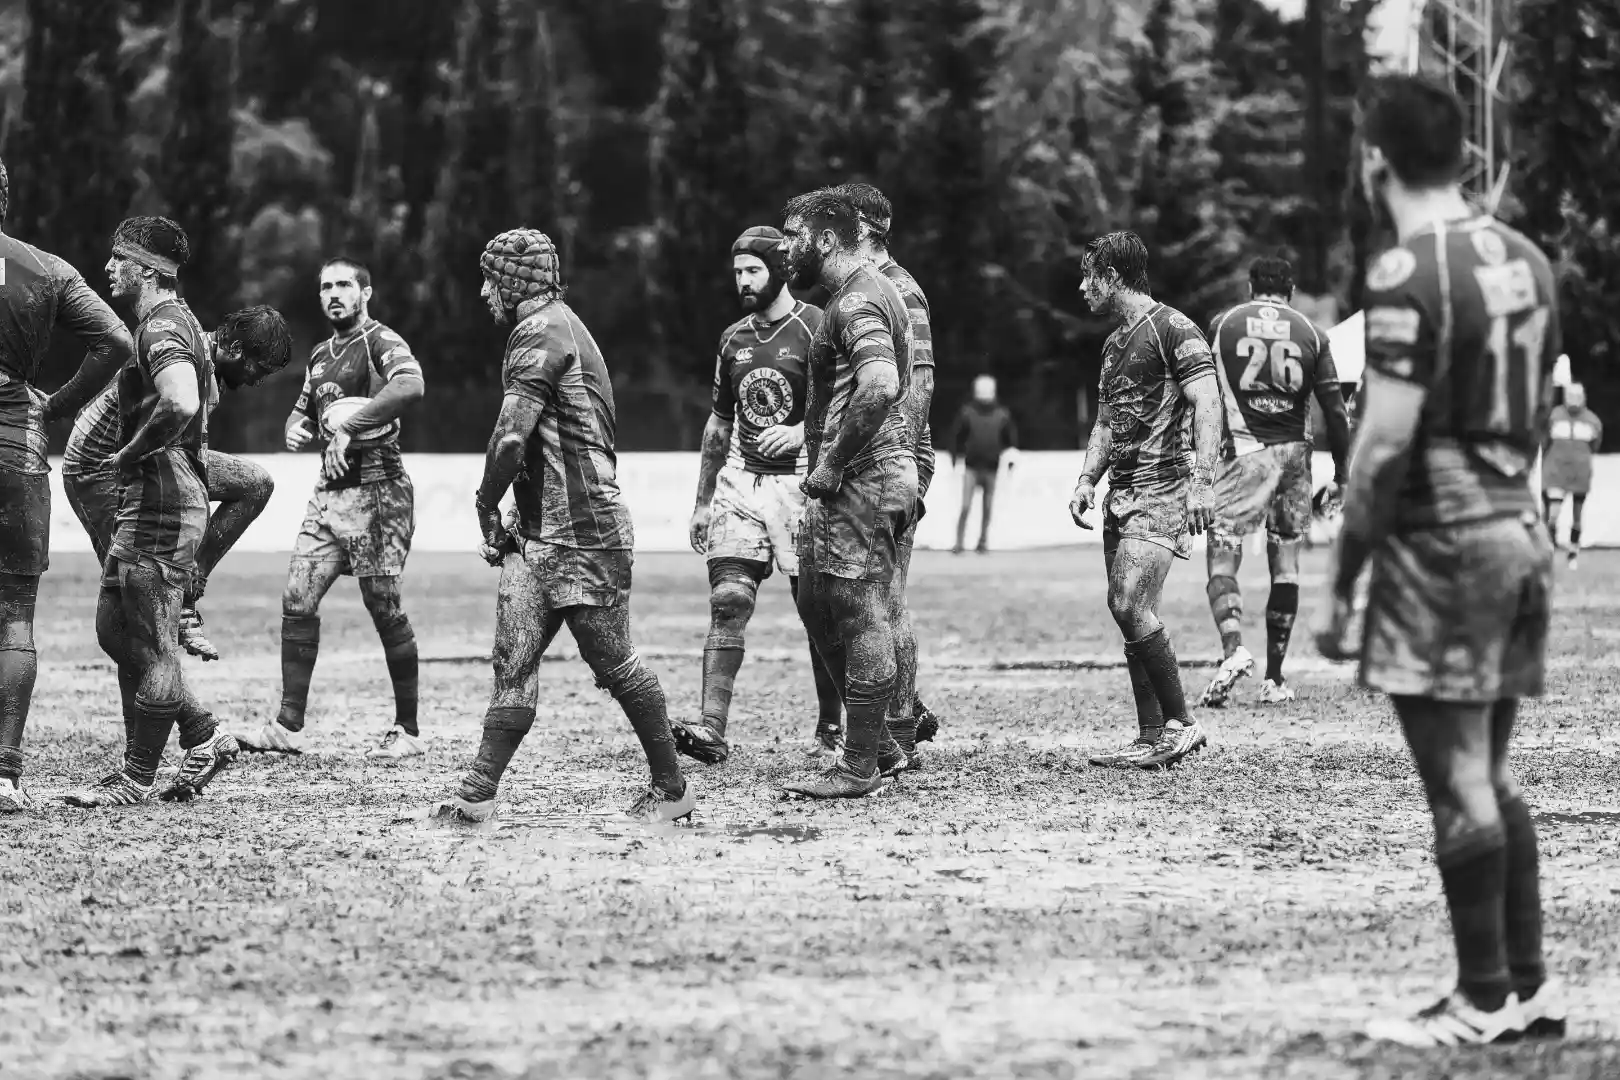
(292, 473), (415, 578)
(513, 539), (632, 609)
(0, 465), (50, 576)
(798, 453), (918, 584)
(706, 465), (805, 577)
(64, 468), (120, 566)
(105, 449), (208, 589)
(1102, 476), (1191, 560)
(1208, 440), (1313, 552)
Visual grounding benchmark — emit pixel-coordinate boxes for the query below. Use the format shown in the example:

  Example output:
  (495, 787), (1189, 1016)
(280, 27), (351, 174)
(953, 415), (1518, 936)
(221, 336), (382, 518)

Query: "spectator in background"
(950, 374), (1018, 554)
(1542, 376), (1602, 569)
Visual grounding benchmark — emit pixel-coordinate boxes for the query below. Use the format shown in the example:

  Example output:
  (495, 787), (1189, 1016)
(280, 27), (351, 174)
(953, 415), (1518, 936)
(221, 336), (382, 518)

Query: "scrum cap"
(480, 228), (563, 308)
(731, 226), (787, 278)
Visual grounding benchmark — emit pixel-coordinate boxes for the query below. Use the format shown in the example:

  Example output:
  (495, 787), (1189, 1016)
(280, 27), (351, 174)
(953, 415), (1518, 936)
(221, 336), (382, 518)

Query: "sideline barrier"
(43, 450), (1591, 554)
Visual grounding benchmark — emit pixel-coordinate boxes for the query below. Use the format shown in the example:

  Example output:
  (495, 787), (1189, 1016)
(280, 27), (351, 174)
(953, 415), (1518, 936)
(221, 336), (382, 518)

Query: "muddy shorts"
(64, 468), (120, 565)
(0, 466), (50, 576)
(105, 450), (209, 590)
(706, 465), (806, 577)
(1361, 511), (1553, 704)
(799, 454), (918, 584)
(1208, 440), (1312, 552)
(516, 539), (632, 609)
(1103, 477), (1190, 560)
(292, 473), (415, 578)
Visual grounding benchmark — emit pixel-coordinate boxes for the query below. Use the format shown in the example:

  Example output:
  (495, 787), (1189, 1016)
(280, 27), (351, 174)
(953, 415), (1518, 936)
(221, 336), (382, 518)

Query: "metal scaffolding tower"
(1403, 0), (1514, 210)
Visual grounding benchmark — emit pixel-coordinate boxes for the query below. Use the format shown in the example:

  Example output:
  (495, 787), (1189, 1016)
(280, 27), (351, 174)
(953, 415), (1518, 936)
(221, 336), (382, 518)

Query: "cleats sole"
(672, 724), (730, 766)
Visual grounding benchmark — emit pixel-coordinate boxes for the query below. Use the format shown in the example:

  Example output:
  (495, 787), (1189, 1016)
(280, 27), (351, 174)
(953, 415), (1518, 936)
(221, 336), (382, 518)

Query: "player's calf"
(0, 573), (40, 808)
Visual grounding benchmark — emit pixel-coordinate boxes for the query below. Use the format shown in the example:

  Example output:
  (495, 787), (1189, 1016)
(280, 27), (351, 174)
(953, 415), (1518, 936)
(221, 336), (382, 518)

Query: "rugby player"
(1317, 75), (1561, 1045)
(1199, 256), (1351, 706)
(63, 306), (294, 661)
(0, 159), (135, 813)
(778, 187), (917, 798)
(1068, 231), (1220, 770)
(64, 217), (239, 807)
(236, 259), (426, 760)
(678, 227), (839, 764)
(433, 228), (692, 824)
(1541, 379), (1600, 568)
(835, 181), (943, 759)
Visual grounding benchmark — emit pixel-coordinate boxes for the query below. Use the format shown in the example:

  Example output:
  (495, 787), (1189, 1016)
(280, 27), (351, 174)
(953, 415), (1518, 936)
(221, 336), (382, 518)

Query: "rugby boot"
(1088, 733), (1159, 769)
(782, 758), (885, 799)
(913, 697), (941, 744)
(159, 730), (239, 801)
(431, 795), (497, 825)
(1136, 718), (1208, 770)
(0, 776), (36, 813)
(626, 779), (696, 823)
(1365, 991), (1522, 1047)
(1516, 981), (1568, 1040)
(365, 726), (425, 761)
(234, 720), (305, 755)
(807, 721), (842, 761)
(877, 739), (910, 778)
(1256, 678), (1296, 705)
(62, 770), (157, 808)
(178, 607), (221, 661)
(1199, 645), (1254, 707)
(672, 719), (730, 766)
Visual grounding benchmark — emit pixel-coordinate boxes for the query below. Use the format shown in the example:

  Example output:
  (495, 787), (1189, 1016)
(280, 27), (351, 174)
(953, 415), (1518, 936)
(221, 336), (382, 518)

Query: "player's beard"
(325, 303), (360, 333)
(785, 245), (822, 292)
(739, 276), (784, 313)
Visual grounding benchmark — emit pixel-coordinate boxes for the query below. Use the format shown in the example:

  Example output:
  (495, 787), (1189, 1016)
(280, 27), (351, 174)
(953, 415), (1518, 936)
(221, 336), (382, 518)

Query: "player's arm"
(340, 331), (425, 433)
(691, 350), (734, 553)
(1312, 338), (1352, 485)
(1069, 402), (1113, 528)
(113, 344), (200, 471)
(1166, 322), (1220, 532)
(474, 334), (564, 546)
(42, 275), (135, 422)
(803, 308), (901, 497)
(285, 365), (315, 450)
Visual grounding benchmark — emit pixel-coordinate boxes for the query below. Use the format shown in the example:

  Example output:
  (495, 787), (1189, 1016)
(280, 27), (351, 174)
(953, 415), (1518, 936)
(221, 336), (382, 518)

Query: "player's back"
(1364, 216), (1560, 529)
(0, 235), (96, 472)
(63, 380), (123, 476)
(1210, 298), (1331, 453)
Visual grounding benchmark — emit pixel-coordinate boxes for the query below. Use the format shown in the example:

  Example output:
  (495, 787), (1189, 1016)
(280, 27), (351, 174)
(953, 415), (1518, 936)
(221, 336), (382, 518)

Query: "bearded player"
(1199, 255), (1352, 706)
(1318, 75), (1561, 1045)
(778, 188), (917, 798)
(1069, 231), (1220, 771)
(835, 181), (943, 761)
(236, 259), (425, 760)
(64, 217), (240, 808)
(1541, 379), (1601, 568)
(677, 227), (843, 765)
(433, 228), (692, 824)
(63, 306), (294, 661)
(0, 159), (135, 813)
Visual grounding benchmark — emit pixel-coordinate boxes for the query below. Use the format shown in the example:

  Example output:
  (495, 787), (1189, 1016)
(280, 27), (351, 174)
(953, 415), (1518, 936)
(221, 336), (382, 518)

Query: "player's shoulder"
(717, 313), (754, 351)
(0, 233), (75, 284)
(1149, 304), (1203, 338)
(878, 260), (923, 295)
(791, 301), (824, 333)
(367, 319), (411, 351)
(830, 269), (895, 322)
(509, 303), (564, 353)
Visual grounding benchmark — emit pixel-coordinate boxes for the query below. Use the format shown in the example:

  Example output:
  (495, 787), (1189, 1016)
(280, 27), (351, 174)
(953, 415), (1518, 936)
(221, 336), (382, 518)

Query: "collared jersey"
(1362, 215), (1560, 529)
(1097, 303), (1216, 488)
(1543, 404), (1601, 491)
(1209, 298), (1340, 453)
(66, 357), (227, 477)
(294, 318), (420, 491)
(117, 298), (213, 478)
(712, 301), (820, 474)
(504, 300), (634, 550)
(877, 258), (935, 469)
(805, 265), (915, 475)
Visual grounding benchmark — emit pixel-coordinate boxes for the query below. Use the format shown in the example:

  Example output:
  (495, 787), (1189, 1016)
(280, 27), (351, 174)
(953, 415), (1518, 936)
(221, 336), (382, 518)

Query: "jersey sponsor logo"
(1174, 339), (1210, 362)
(145, 317), (179, 334)
(1366, 306), (1421, 345)
(909, 308), (928, 325)
(1249, 394), (1294, 415)
(1168, 312), (1196, 331)
(311, 362), (325, 378)
(1474, 260), (1537, 318)
(738, 366), (794, 427)
(1470, 228), (1508, 265)
(1366, 248), (1417, 291)
(1244, 316), (1291, 341)
(1257, 305), (1280, 320)
(736, 347), (755, 363)
(777, 346), (796, 361)
(147, 339), (185, 361)
(838, 293), (866, 314)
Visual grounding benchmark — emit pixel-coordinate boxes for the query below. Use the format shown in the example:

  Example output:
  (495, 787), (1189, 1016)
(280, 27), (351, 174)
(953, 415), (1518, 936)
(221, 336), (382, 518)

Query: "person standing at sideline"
(950, 374), (1017, 554)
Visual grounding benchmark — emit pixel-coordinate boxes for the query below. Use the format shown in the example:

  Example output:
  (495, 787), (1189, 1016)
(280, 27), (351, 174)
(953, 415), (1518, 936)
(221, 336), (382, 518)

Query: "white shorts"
(706, 465), (805, 576)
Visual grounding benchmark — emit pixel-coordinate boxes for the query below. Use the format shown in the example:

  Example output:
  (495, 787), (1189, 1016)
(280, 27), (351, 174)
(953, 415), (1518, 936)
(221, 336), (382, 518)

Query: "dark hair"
(835, 181), (892, 244)
(1249, 255), (1294, 298)
(783, 188), (861, 249)
(112, 216), (191, 288)
(1360, 74), (1465, 189)
(219, 304), (294, 374)
(320, 257), (372, 290)
(1084, 231), (1151, 294)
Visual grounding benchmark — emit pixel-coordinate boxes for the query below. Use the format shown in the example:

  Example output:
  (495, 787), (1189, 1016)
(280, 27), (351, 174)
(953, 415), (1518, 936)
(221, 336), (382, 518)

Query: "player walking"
(1541, 379), (1600, 568)
(1069, 231), (1221, 770)
(63, 306), (294, 660)
(1318, 75), (1561, 1045)
(778, 188), (917, 798)
(1199, 256), (1352, 706)
(64, 217), (240, 808)
(676, 227), (842, 764)
(0, 161), (135, 813)
(236, 259), (425, 760)
(434, 228), (692, 824)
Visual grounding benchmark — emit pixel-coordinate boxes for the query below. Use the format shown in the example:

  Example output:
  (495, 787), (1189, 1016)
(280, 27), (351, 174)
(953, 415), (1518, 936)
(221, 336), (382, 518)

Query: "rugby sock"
(118, 666), (139, 751)
(1263, 583), (1300, 684)
(377, 613), (420, 737)
(1129, 627), (1189, 722)
(175, 693), (218, 750)
(811, 639), (843, 729)
(1436, 826), (1512, 1012)
(277, 615), (320, 732)
(842, 673), (894, 778)
(0, 645), (36, 774)
(127, 697), (181, 785)
(1499, 796), (1546, 999)
(460, 706), (534, 803)
(700, 632), (745, 736)
(602, 658), (684, 794)
(1122, 647), (1165, 740)
(0, 745), (22, 782)
(1205, 575), (1243, 658)
(1570, 525), (1583, 549)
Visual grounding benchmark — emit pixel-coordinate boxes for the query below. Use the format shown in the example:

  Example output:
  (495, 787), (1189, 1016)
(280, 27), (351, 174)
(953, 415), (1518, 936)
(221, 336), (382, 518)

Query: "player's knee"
(245, 465), (276, 507)
(593, 651), (659, 700)
(282, 584), (319, 619)
(1105, 586), (1138, 627)
(358, 578), (403, 619)
(708, 580), (758, 625)
(1266, 535), (1303, 584)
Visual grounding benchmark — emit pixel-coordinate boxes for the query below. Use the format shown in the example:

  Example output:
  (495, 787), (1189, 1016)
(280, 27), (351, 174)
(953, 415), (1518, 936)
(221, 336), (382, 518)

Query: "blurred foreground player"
(1541, 379), (1600, 568)
(678, 226), (841, 764)
(0, 159), (135, 813)
(778, 188), (917, 798)
(237, 259), (426, 760)
(434, 228), (692, 824)
(1069, 231), (1220, 770)
(1200, 255), (1351, 706)
(65, 218), (239, 807)
(1318, 75), (1562, 1045)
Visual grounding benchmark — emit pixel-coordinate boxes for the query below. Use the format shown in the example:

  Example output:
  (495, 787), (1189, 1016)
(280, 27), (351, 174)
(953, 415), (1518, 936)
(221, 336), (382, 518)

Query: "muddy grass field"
(5, 546), (1619, 1079)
